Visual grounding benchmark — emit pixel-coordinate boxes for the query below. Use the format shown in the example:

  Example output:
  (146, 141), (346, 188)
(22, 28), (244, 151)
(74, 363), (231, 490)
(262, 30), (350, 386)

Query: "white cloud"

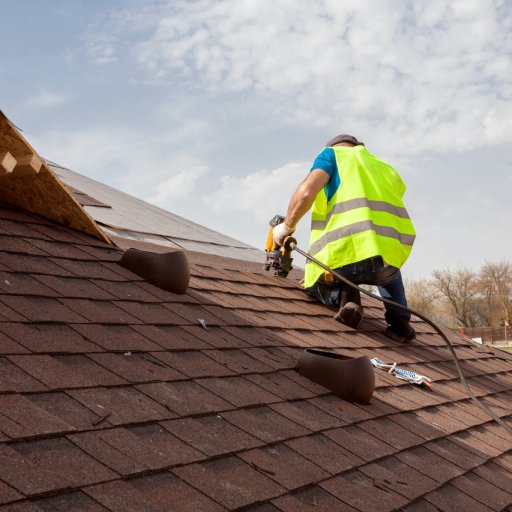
(203, 161), (312, 254)
(30, 123), (210, 207)
(204, 161), (307, 217)
(105, 0), (512, 154)
(484, 108), (512, 143)
(84, 32), (118, 64)
(25, 90), (70, 108)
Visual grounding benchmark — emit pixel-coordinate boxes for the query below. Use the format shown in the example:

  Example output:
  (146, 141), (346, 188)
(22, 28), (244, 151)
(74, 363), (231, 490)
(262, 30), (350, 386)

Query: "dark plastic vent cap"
(120, 248), (190, 294)
(296, 348), (375, 403)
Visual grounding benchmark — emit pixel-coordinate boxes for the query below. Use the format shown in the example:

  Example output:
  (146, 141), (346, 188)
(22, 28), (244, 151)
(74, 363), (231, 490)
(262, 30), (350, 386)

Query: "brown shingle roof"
(0, 203), (511, 509)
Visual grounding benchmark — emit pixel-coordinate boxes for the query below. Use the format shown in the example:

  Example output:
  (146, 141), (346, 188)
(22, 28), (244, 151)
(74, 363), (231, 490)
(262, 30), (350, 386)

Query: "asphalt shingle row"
(0, 204), (510, 511)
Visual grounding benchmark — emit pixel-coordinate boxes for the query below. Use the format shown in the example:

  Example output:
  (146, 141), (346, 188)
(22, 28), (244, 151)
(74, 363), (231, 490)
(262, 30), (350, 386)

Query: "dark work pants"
(306, 256), (410, 322)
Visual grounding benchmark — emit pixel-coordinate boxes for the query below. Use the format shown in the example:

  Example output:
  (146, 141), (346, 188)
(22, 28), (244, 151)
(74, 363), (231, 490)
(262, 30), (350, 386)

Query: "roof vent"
(120, 248), (190, 294)
(296, 349), (374, 403)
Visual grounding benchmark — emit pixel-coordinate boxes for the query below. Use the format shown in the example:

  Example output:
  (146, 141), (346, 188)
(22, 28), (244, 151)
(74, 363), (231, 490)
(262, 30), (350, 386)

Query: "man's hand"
(273, 222), (295, 247)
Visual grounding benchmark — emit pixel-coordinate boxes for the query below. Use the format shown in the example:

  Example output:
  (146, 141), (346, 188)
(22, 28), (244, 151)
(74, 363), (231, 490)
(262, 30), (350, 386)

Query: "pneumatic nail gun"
(264, 215), (295, 277)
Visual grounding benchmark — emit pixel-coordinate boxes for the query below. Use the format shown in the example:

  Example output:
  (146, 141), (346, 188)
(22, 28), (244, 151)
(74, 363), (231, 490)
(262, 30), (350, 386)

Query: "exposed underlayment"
(0, 112), (110, 244)
(47, 160), (264, 263)
(0, 202), (511, 511)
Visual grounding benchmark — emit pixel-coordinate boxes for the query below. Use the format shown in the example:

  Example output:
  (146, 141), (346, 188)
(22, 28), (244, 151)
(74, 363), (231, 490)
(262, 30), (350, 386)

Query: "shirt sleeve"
(310, 147), (336, 177)
(310, 147), (340, 202)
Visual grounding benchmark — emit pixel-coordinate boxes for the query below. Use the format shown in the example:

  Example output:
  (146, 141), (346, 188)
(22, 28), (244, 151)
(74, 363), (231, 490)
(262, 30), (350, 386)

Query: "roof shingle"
(0, 179), (510, 510)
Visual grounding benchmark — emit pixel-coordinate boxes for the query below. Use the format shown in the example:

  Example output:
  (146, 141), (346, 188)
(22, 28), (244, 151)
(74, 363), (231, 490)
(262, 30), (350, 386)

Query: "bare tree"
(404, 278), (440, 319)
(431, 267), (483, 327)
(479, 260), (512, 325)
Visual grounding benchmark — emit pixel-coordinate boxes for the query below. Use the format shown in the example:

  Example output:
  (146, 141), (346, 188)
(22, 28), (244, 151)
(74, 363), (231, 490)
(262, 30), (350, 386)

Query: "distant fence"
(457, 326), (511, 344)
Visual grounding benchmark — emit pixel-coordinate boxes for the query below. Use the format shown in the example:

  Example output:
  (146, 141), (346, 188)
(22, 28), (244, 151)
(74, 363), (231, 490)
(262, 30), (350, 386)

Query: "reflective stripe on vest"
(311, 197), (411, 231)
(309, 219), (416, 255)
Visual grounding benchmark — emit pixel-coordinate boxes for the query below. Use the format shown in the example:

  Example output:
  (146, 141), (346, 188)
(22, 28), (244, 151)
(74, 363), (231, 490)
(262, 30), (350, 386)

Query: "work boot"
(384, 316), (416, 343)
(333, 302), (364, 329)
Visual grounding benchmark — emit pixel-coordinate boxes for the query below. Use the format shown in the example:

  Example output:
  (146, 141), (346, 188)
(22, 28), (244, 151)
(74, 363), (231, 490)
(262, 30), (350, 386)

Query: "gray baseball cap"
(326, 134), (364, 147)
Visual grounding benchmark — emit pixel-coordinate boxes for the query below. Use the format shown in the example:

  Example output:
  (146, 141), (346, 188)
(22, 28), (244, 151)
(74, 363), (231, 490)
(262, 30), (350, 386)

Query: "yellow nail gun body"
(264, 215), (294, 277)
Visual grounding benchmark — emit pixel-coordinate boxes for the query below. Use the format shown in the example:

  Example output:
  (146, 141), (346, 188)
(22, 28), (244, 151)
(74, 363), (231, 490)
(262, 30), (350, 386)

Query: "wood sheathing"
(0, 111), (110, 244)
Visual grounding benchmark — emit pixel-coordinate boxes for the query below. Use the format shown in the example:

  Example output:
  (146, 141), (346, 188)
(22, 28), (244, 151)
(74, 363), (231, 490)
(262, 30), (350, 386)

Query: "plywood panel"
(11, 154), (42, 177)
(0, 111), (110, 244)
(0, 152), (16, 175)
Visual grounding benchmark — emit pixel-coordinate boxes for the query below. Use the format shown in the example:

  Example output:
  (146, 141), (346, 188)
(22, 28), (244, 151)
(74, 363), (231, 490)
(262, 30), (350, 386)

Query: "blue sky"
(2, 0), (512, 279)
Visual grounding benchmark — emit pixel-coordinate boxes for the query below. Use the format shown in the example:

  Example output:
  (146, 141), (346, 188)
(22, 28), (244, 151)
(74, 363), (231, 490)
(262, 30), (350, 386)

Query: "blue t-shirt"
(310, 147), (340, 202)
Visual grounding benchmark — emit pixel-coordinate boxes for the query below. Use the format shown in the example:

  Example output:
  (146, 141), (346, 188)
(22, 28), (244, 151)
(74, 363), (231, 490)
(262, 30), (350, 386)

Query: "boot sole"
(384, 327), (416, 343)
(333, 302), (363, 329)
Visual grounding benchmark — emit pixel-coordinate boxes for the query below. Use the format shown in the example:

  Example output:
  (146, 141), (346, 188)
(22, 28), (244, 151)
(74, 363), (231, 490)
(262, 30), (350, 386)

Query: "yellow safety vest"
(304, 145), (415, 288)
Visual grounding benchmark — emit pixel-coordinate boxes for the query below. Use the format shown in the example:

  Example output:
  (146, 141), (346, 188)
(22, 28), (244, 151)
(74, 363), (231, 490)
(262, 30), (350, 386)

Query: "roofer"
(273, 134), (416, 342)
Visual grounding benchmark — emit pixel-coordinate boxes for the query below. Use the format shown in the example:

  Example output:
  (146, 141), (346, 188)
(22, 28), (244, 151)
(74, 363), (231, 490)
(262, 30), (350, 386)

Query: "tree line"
(404, 261), (512, 328)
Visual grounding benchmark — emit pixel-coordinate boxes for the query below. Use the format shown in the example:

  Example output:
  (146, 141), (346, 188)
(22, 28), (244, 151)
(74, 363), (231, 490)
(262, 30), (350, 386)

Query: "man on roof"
(273, 134), (416, 342)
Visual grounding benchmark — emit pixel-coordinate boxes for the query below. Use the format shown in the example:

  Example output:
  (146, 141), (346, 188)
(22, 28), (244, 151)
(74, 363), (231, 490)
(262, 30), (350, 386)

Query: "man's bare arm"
(285, 169), (330, 228)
